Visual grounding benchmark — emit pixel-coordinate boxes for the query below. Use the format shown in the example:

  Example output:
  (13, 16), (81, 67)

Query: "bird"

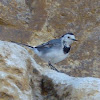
(11, 33), (77, 72)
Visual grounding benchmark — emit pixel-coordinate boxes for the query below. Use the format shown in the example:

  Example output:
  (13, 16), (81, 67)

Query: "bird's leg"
(48, 62), (59, 72)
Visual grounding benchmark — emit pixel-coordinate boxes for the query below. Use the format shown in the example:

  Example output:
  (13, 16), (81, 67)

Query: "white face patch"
(63, 34), (76, 46)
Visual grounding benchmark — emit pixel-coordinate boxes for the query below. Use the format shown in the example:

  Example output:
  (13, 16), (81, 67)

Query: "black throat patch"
(63, 46), (71, 54)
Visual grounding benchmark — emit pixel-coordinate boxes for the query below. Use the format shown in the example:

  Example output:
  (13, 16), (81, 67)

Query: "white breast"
(40, 49), (69, 64)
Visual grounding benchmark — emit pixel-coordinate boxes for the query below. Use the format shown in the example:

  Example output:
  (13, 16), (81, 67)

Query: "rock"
(0, 0), (100, 78)
(0, 40), (43, 100)
(0, 0), (32, 42)
(43, 70), (100, 100)
(0, 40), (100, 100)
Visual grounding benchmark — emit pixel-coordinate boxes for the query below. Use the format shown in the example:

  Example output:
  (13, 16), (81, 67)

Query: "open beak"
(72, 39), (78, 41)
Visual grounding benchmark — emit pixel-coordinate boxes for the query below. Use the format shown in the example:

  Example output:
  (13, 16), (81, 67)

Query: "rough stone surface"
(43, 70), (100, 100)
(0, 40), (100, 100)
(0, 40), (44, 100)
(0, 0), (100, 77)
(0, 41), (33, 100)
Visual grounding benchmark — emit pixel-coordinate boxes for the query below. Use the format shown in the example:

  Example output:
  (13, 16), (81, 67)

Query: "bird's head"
(61, 33), (77, 46)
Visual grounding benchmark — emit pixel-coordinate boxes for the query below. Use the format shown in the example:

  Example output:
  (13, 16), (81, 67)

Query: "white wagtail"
(11, 33), (77, 72)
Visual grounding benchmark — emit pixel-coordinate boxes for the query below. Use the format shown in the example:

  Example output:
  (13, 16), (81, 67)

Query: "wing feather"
(35, 38), (61, 53)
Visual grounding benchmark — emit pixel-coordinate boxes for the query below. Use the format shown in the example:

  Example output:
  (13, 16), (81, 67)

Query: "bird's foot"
(48, 63), (59, 72)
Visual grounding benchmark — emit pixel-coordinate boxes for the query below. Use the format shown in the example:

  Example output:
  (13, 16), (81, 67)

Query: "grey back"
(35, 38), (62, 54)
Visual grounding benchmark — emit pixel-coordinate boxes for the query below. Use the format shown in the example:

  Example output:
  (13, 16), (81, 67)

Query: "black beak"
(72, 39), (78, 41)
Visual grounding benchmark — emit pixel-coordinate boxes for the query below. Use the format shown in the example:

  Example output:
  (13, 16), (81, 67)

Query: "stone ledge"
(0, 40), (100, 100)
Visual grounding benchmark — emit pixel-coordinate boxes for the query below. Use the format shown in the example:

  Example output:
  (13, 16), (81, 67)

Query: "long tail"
(11, 41), (34, 49)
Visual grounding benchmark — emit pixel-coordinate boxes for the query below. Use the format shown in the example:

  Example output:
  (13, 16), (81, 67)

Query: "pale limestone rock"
(0, 40), (100, 100)
(0, 40), (43, 100)
(43, 70), (100, 100)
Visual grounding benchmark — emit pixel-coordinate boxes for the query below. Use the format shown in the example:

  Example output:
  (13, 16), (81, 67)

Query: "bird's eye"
(68, 37), (70, 38)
